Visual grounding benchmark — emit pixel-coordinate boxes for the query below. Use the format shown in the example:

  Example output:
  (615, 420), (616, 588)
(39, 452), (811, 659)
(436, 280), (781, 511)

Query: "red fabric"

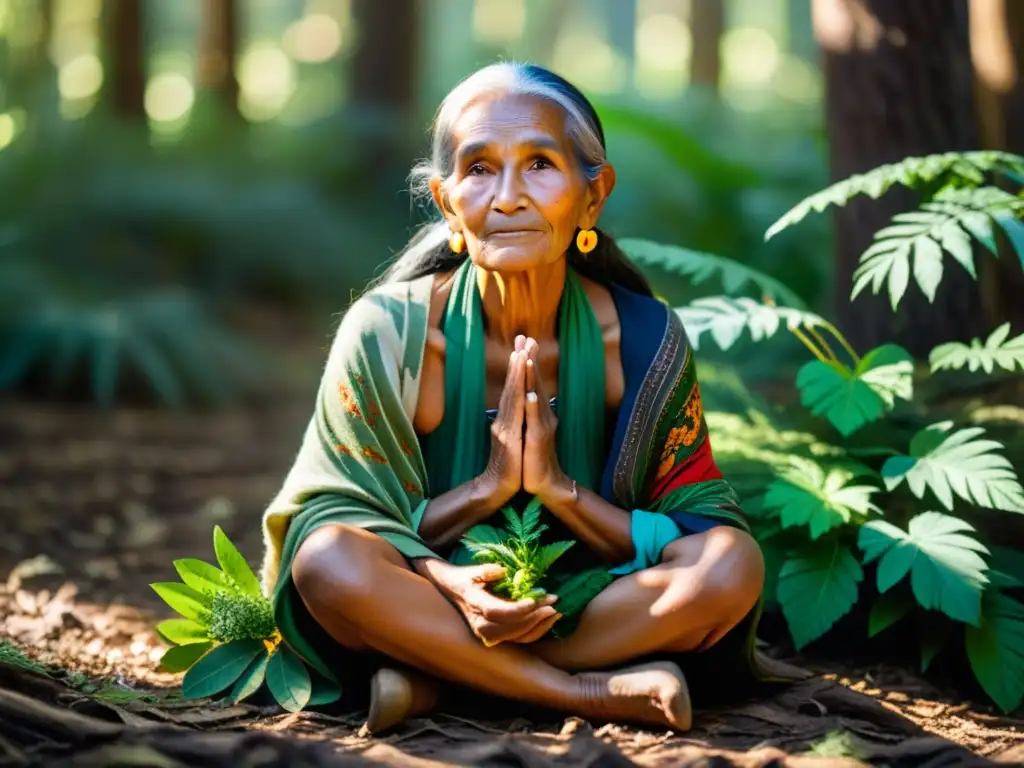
(649, 436), (723, 503)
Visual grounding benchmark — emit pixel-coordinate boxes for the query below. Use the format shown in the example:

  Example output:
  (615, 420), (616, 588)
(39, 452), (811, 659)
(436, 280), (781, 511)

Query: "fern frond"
(619, 238), (807, 309)
(676, 297), (827, 352)
(930, 323), (1024, 374)
(851, 186), (1023, 310)
(766, 151), (1024, 240)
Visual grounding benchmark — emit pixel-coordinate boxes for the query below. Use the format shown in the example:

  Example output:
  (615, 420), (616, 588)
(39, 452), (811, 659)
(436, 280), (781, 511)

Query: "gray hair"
(374, 63), (652, 297)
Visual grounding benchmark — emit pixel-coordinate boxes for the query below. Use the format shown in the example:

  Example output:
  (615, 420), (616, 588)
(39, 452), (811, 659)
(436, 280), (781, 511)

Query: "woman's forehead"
(449, 92), (570, 151)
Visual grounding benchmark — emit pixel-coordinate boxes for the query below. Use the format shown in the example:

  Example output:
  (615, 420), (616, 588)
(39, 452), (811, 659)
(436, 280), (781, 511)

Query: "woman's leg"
(291, 524), (690, 729)
(532, 526), (764, 671)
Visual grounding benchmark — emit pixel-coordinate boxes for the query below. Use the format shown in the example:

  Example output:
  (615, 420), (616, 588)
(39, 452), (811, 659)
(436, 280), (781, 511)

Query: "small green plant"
(461, 497), (575, 601)
(461, 497), (613, 639)
(150, 526), (339, 713)
(655, 151), (1024, 714)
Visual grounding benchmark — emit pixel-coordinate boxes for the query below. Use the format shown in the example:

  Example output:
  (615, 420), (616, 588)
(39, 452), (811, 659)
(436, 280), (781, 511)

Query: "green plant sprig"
(150, 525), (339, 713)
(461, 497), (574, 601)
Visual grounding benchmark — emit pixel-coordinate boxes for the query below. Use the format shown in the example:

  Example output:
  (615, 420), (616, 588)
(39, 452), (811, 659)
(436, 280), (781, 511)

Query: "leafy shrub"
(649, 151), (1024, 713)
(151, 526), (338, 713)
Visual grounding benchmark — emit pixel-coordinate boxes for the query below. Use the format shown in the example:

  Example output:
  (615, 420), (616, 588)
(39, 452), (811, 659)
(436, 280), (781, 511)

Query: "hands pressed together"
(485, 334), (571, 506)
(431, 335), (574, 647)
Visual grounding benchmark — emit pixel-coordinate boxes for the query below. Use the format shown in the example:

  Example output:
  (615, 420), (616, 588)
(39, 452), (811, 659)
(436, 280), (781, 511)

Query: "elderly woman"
(261, 63), (768, 733)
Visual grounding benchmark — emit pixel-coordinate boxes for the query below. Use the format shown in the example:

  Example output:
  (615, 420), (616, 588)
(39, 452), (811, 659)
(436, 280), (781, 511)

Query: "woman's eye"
(530, 157), (553, 170)
(467, 163), (488, 176)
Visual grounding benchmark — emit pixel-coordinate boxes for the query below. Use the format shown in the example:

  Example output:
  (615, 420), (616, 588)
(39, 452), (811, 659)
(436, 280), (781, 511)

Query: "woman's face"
(431, 93), (614, 273)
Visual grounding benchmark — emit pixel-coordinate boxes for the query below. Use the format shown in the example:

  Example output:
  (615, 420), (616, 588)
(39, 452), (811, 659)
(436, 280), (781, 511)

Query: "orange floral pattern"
(654, 382), (705, 480)
(338, 383), (363, 421)
(336, 444), (352, 456)
(362, 446), (388, 465)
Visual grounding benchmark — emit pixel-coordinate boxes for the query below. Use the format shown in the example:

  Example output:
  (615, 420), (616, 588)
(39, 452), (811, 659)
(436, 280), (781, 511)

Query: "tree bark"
(350, 0), (418, 124)
(196, 0), (239, 117)
(970, 0), (1024, 333)
(690, 0), (725, 93)
(814, 0), (988, 357)
(103, 0), (146, 121)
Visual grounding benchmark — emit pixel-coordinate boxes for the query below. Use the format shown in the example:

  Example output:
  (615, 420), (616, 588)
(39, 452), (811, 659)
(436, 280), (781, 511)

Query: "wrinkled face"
(431, 93), (613, 272)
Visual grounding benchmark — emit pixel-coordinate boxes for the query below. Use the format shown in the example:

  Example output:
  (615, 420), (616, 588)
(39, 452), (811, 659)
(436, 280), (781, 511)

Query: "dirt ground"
(1, 396), (1022, 767)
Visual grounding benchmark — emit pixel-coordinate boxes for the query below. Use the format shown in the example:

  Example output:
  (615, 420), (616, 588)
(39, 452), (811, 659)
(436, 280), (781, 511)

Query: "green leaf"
(174, 559), (233, 596)
(777, 540), (864, 650)
(763, 457), (880, 539)
(182, 639), (264, 699)
(520, 496), (544, 539)
(881, 422), (1024, 513)
(859, 512), (990, 625)
(151, 582), (212, 623)
(534, 541), (575, 573)
(995, 211), (1024, 268)
(965, 592), (1024, 713)
(921, 625), (951, 672)
(797, 345), (913, 436)
(929, 322), (1024, 374)
(461, 524), (507, 547)
(765, 151), (1024, 240)
(307, 674), (342, 707)
(850, 187), (1024, 310)
(230, 651), (270, 703)
(159, 641), (213, 673)
(156, 619), (209, 645)
(618, 239), (806, 308)
(266, 645), (312, 713)
(868, 591), (914, 638)
(675, 297), (825, 352)
(213, 526), (263, 597)
(991, 546), (1024, 588)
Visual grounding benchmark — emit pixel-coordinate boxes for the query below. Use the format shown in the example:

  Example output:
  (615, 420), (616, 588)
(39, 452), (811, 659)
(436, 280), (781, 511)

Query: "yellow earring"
(576, 228), (598, 254)
(449, 231), (465, 254)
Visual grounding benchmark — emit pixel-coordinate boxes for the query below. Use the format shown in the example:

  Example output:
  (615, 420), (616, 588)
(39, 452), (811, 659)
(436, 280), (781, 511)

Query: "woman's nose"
(492, 168), (527, 214)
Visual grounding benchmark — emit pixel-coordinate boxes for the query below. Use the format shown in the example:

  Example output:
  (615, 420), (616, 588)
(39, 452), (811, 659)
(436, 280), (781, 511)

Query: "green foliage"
(0, 641), (49, 675)
(151, 526), (337, 712)
(796, 345), (914, 437)
(617, 238), (806, 308)
(207, 592), (277, 644)
(930, 323), (1024, 374)
(676, 298), (825, 352)
(859, 513), (990, 625)
(881, 423), (1024, 513)
(763, 457), (880, 539)
(851, 187), (1024, 310)
(461, 497), (574, 601)
(777, 539), (864, 650)
(0, 284), (268, 409)
(965, 591), (1024, 714)
(664, 150), (1024, 712)
(765, 151), (1024, 240)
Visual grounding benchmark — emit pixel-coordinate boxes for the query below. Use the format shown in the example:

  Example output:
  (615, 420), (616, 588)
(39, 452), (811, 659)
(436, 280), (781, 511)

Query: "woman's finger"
(515, 334), (526, 353)
(473, 588), (538, 622)
(495, 350), (517, 418)
(514, 610), (562, 644)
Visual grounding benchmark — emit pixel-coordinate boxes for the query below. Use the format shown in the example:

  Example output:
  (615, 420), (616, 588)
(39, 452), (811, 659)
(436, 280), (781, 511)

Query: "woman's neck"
(476, 259), (566, 345)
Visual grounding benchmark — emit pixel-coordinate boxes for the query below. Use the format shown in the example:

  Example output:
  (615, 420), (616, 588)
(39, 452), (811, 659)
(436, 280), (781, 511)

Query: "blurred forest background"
(2, 0), (1024, 728)
(1, 0), (1023, 406)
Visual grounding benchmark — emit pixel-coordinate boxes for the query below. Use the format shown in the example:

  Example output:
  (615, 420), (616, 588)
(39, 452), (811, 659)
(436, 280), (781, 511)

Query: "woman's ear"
(580, 164), (616, 229)
(429, 176), (459, 229)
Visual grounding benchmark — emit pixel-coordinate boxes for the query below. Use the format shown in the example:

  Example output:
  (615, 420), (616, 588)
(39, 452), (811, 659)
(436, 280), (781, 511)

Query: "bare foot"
(575, 661), (692, 731)
(365, 666), (441, 734)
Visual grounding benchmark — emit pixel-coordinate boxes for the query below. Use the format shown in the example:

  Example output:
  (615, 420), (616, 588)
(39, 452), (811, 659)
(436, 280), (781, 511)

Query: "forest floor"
(1, 382), (1023, 766)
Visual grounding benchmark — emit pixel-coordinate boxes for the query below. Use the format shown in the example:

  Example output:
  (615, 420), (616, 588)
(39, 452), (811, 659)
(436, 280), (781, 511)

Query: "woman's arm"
(416, 476), (508, 551)
(538, 474), (634, 563)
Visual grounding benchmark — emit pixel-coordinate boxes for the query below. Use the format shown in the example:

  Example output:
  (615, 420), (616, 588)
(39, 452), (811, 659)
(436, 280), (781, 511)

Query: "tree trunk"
(350, 0), (418, 125)
(690, 0), (725, 93)
(196, 0), (239, 117)
(813, 0), (988, 357)
(103, 0), (146, 121)
(970, 0), (1024, 333)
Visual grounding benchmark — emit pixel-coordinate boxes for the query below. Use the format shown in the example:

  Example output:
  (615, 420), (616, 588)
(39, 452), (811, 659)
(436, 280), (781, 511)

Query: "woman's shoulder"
(340, 274), (436, 338)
